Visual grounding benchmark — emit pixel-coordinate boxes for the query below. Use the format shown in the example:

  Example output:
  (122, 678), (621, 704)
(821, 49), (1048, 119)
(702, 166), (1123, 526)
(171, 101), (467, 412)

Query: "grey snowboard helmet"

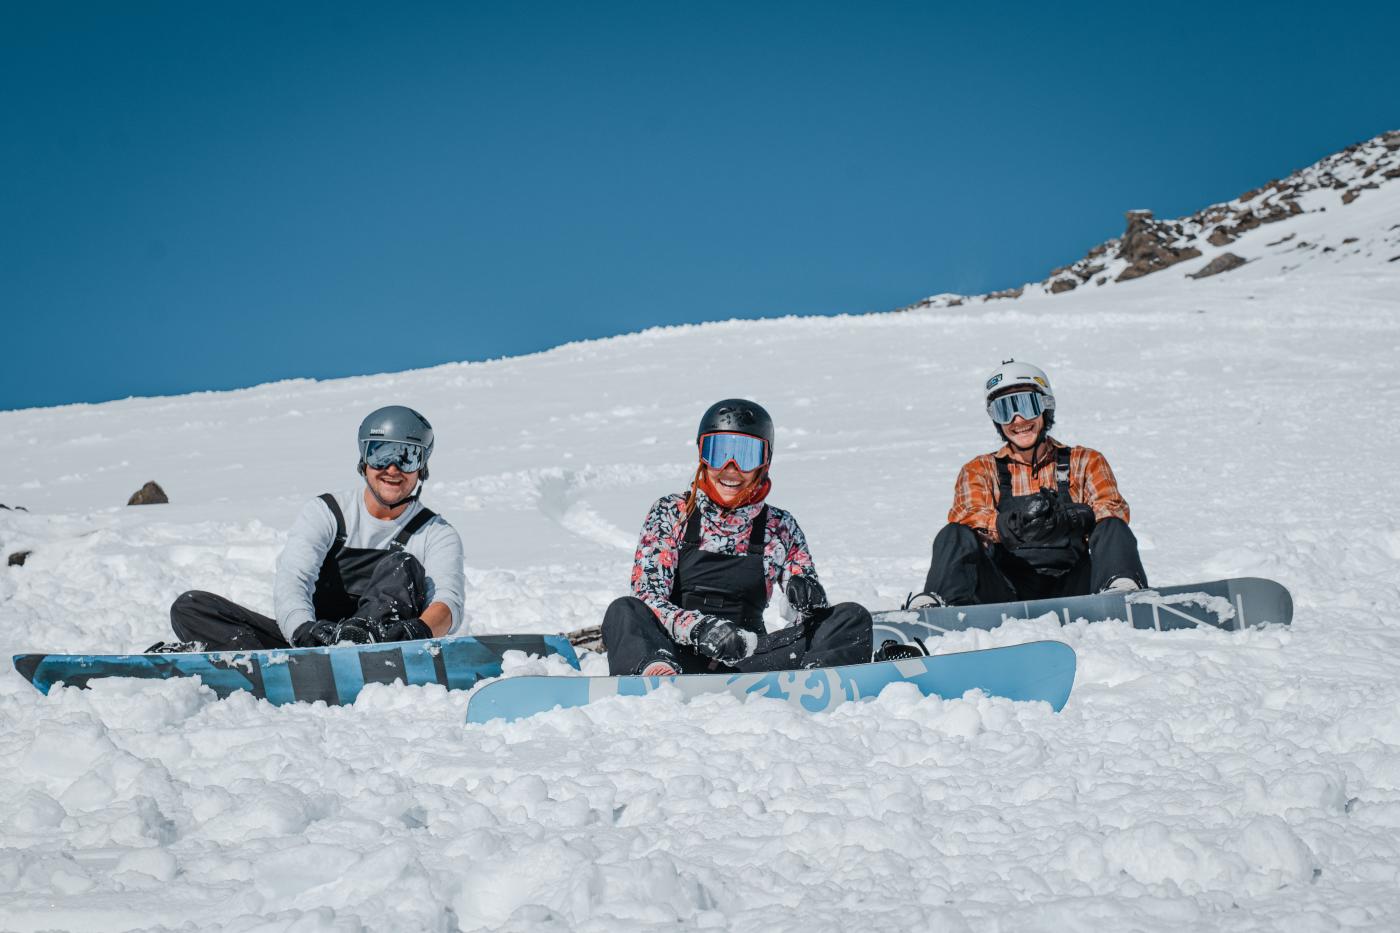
(696, 398), (774, 447)
(356, 406), (434, 508)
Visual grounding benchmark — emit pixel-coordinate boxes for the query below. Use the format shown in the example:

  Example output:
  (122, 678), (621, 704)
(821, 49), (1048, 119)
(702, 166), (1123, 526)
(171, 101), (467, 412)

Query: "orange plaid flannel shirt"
(948, 437), (1130, 543)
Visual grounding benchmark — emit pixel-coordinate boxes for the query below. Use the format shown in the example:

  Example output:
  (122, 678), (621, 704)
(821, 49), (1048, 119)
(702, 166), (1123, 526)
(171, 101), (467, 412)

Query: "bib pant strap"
(393, 507), (437, 549)
(319, 493), (348, 555)
(995, 449), (1072, 501)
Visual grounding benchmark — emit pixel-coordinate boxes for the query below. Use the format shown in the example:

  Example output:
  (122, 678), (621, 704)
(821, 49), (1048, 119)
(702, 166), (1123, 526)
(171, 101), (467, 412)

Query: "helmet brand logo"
(985, 374), (1003, 390)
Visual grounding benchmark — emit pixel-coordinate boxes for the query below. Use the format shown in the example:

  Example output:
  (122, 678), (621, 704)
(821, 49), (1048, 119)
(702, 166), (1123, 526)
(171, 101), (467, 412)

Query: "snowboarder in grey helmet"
(357, 405), (434, 509)
(153, 404), (464, 654)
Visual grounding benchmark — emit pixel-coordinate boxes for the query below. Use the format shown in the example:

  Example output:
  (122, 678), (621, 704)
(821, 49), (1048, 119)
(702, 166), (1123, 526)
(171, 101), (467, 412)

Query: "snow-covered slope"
(2, 158), (1400, 931)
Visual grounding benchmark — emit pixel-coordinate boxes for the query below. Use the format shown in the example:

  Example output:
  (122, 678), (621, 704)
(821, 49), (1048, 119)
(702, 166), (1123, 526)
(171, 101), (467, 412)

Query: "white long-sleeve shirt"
(273, 489), (466, 642)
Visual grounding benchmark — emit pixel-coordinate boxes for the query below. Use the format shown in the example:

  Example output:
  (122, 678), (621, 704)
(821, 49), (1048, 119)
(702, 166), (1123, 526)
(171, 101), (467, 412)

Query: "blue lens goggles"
(988, 390), (1048, 425)
(362, 440), (427, 473)
(699, 432), (769, 472)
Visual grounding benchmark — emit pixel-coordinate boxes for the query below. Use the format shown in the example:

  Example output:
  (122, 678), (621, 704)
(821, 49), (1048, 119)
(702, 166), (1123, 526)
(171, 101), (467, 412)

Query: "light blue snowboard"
(465, 640), (1076, 724)
(16, 634), (580, 707)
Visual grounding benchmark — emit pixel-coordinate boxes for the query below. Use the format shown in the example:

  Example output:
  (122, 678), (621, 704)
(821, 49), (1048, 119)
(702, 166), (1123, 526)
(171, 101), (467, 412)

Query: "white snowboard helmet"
(983, 360), (1056, 437)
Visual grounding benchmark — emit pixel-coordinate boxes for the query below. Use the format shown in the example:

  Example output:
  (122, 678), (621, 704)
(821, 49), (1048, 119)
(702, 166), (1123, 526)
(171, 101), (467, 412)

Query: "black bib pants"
(603, 507), (872, 675)
(169, 495), (437, 651)
(922, 449), (1147, 606)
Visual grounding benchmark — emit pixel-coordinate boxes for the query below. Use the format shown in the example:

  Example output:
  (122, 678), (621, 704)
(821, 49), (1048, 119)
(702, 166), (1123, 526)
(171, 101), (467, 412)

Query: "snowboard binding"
(874, 638), (929, 662)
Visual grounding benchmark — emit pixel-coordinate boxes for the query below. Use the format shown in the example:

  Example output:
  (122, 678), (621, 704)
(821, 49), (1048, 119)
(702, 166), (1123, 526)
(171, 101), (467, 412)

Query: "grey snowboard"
(872, 577), (1291, 652)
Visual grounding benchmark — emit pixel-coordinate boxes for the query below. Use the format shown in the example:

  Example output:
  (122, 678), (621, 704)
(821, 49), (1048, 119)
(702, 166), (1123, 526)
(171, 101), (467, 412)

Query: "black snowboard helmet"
(696, 398), (774, 448)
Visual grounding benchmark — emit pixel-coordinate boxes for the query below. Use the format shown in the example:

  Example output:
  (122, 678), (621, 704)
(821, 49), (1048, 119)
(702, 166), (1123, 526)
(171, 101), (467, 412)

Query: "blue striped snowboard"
(15, 634), (580, 706)
(466, 640), (1076, 724)
(871, 577), (1291, 653)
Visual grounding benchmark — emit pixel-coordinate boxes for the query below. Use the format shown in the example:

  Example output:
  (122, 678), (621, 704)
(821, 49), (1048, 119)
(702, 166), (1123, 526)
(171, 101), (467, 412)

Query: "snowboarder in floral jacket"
(602, 399), (872, 676)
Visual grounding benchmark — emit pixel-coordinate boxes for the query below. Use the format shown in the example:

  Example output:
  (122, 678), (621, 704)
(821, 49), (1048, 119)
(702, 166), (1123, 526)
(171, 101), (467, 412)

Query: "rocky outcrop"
(1189, 252), (1247, 279)
(8, 550), (31, 567)
(1115, 211), (1203, 282)
(901, 128), (1400, 311)
(128, 481), (169, 505)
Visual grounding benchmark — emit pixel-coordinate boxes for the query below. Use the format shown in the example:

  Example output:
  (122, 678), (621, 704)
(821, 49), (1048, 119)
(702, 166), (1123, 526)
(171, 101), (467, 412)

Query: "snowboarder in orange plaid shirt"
(907, 360), (1148, 609)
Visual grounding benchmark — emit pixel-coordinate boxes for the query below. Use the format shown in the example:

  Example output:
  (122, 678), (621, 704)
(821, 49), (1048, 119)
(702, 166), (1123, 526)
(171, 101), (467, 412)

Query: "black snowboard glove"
(364, 616), (433, 643)
(294, 619), (353, 648)
(784, 574), (829, 616)
(690, 615), (757, 665)
(997, 488), (1061, 546)
(1063, 503), (1097, 537)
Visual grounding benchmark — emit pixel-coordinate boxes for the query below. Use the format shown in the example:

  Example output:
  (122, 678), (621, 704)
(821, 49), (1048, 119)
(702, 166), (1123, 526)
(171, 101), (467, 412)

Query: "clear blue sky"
(3, 1), (1397, 411)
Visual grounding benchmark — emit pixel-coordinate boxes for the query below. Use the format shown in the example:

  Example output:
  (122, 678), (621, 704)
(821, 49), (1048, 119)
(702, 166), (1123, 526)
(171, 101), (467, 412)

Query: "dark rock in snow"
(9, 550), (32, 567)
(1190, 253), (1248, 279)
(1116, 211), (1203, 282)
(128, 482), (169, 506)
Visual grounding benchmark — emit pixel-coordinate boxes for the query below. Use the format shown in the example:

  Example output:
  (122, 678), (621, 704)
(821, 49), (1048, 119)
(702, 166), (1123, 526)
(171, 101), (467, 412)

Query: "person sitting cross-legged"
(602, 398), (873, 677)
(150, 405), (465, 653)
(908, 360), (1148, 610)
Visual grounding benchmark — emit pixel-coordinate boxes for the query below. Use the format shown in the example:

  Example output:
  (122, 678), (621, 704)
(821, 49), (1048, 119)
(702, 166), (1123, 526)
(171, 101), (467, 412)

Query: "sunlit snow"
(2, 180), (1399, 931)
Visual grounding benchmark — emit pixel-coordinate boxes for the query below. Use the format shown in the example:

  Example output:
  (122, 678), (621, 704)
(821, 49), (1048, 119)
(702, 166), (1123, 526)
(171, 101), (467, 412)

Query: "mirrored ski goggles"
(699, 432), (769, 472)
(987, 390), (1048, 425)
(361, 440), (427, 473)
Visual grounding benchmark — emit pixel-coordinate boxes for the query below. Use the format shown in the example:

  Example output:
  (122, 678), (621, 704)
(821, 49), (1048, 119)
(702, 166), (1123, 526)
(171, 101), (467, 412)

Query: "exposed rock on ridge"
(905, 129), (1400, 310)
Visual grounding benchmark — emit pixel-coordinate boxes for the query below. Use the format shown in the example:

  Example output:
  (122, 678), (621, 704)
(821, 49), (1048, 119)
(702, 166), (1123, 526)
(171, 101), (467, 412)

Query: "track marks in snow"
(534, 470), (637, 552)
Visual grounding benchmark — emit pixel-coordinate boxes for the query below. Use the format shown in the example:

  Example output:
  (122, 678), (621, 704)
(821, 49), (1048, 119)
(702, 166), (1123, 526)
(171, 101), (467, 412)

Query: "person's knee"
(1089, 517), (1146, 587)
(807, 602), (873, 664)
(825, 601), (872, 627)
(170, 590), (211, 618)
(169, 590), (213, 638)
(933, 522), (979, 549)
(1091, 516), (1140, 551)
(814, 602), (873, 642)
(1093, 516), (1133, 538)
(601, 597), (651, 644)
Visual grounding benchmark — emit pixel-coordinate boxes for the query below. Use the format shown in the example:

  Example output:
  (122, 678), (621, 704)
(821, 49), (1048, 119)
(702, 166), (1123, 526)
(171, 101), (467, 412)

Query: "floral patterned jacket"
(630, 488), (817, 644)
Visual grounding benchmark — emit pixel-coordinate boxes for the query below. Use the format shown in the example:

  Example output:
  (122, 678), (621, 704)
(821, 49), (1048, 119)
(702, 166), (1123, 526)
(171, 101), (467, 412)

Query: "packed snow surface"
(2, 181), (1399, 931)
